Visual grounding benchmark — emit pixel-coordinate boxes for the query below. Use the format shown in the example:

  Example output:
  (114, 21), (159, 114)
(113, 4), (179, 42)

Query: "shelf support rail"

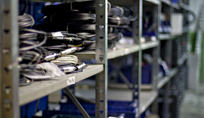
(108, 61), (132, 90)
(64, 88), (91, 118)
(132, 0), (143, 116)
(95, 0), (108, 117)
(0, 0), (19, 118)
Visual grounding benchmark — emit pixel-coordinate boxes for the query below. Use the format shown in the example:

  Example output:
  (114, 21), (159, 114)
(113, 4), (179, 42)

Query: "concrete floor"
(180, 84), (204, 118)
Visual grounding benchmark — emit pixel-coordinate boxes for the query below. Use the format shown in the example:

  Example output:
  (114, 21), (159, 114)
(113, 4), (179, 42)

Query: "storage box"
(171, 13), (183, 35)
(42, 100), (138, 118)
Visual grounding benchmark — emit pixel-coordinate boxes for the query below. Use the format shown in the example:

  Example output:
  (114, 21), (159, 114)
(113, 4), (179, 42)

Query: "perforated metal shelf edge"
(19, 65), (103, 106)
(74, 41), (159, 60)
(157, 68), (178, 89)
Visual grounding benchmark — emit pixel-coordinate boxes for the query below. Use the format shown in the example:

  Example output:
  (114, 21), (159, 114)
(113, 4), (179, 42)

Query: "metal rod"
(95, 0), (108, 117)
(76, 96), (95, 104)
(134, 0), (143, 117)
(1, 0), (19, 118)
(109, 61), (132, 90)
(64, 88), (91, 118)
(118, 71), (132, 90)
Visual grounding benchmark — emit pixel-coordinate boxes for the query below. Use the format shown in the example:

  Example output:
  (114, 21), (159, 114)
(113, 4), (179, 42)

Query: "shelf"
(157, 68), (178, 89)
(109, 0), (160, 6)
(75, 89), (158, 117)
(159, 34), (172, 40)
(75, 43), (140, 60)
(75, 89), (133, 101)
(172, 3), (180, 10)
(139, 91), (158, 115)
(178, 53), (188, 66)
(144, 0), (160, 5)
(108, 44), (140, 59)
(109, 0), (134, 6)
(75, 41), (158, 60)
(19, 65), (103, 106)
(141, 41), (159, 50)
(179, 3), (190, 11)
(76, 80), (152, 90)
(75, 88), (158, 110)
(108, 83), (152, 90)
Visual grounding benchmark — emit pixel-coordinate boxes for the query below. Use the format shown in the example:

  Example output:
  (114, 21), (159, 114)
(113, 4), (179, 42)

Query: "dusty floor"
(180, 84), (204, 118)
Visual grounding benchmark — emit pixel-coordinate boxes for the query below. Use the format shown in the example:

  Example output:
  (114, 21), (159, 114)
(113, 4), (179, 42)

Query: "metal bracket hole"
(100, 15), (103, 19)
(4, 29), (10, 34)
(4, 10), (9, 14)
(99, 4), (103, 8)
(3, 86), (11, 94)
(4, 67), (9, 73)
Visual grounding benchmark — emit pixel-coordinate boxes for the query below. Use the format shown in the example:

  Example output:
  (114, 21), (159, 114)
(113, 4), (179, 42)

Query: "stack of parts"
(18, 14), (86, 86)
(38, 1), (136, 49)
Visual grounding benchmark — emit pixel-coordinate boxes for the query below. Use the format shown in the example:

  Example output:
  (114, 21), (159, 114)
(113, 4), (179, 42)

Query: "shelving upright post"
(0, 0), (20, 118)
(95, 0), (108, 118)
(133, 0), (143, 115)
(150, 1), (160, 114)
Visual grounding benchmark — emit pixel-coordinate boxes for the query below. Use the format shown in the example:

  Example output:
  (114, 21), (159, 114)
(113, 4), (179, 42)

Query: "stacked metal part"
(18, 2), (86, 86)
(38, 1), (136, 49)
(19, 14), (48, 86)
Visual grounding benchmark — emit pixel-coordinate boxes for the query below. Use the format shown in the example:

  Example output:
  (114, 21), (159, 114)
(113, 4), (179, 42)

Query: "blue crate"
(142, 64), (152, 84)
(118, 64), (152, 84)
(60, 101), (137, 113)
(19, 1), (45, 25)
(172, 0), (179, 3)
(42, 100), (138, 118)
(42, 110), (137, 118)
(21, 96), (48, 118)
(51, 115), (84, 118)
(32, 2), (45, 25)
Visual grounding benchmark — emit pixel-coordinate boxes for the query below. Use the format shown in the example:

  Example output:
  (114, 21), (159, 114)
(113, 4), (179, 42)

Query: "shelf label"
(67, 76), (75, 86)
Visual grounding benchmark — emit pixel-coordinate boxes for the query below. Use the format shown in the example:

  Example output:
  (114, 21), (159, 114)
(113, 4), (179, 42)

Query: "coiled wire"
(19, 14), (48, 73)
(51, 55), (78, 66)
(18, 14), (35, 28)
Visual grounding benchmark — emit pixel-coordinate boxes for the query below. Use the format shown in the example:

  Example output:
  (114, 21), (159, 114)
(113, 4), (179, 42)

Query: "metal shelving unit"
(75, 41), (158, 59)
(157, 68), (178, 89)
(74, 89), (158, 116)
(19, 65), (103, 106)
(139, 91), (158, 115)
(0, 0), (191, 118)
(159, 34), (172, 40)
(74, 44), (140, 60)
(172, 3), (180, 10)
(157, 0), (190, 118)
(144, 0), (160, 5)
(141, 41), (159, 50)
